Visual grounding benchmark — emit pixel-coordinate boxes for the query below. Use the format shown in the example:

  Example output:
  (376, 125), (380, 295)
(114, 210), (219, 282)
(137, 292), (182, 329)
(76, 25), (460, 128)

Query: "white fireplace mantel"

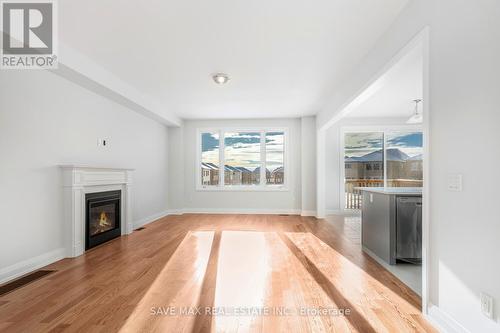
(60, 165), (134, 257)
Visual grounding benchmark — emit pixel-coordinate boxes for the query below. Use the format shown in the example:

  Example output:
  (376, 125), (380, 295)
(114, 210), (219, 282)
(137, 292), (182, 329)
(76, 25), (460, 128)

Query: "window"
(344, 132), (384, 180)
(201, 133), (220, 186)
(343, 130), (423, 209)
(198, 129), (287, 190)
(344, 132), (384, 209)
(224, 132), (261, 185)
(266, 132), (284, 185)
(386, 131), (423, 187)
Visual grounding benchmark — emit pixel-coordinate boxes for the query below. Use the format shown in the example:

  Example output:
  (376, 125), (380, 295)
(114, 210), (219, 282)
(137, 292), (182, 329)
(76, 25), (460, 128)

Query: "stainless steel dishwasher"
(396, 196), (422, 264)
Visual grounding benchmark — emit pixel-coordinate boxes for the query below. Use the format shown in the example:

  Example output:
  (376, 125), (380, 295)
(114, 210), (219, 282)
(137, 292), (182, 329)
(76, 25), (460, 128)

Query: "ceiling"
(344, 43), (423, 119)
(59, 0), (408, 120)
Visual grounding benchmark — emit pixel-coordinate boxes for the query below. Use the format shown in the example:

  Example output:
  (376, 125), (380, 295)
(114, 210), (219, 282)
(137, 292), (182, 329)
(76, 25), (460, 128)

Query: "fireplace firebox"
(85, 190), (121, 250)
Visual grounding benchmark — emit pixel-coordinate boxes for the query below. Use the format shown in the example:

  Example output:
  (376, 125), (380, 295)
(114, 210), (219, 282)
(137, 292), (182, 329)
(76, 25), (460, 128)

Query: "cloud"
(345, 132), (423, 158)
(224, 132), (261, 148)
(345, 133), (383, 150)
(202, 131), (284, 171)
(387, 132), (423, 148)
(201, 133), (219, 152)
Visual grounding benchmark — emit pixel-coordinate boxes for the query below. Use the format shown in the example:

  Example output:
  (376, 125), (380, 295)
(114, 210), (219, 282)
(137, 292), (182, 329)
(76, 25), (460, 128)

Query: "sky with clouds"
(345, 132), (423, 158)
(202, 132), (284, 171)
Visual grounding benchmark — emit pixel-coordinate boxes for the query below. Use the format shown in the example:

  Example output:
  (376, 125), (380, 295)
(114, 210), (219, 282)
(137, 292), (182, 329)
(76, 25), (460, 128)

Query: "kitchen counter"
(358, 187), (422, 265)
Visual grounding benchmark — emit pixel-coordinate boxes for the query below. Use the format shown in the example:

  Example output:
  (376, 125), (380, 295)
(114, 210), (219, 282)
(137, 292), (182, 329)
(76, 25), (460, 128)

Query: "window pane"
(201, 132), (220, 186)
(266, 132), (284, 185)
(344, 132), (384, 209)
(224, 132), (261, 185)
(386, 132), (423, 187)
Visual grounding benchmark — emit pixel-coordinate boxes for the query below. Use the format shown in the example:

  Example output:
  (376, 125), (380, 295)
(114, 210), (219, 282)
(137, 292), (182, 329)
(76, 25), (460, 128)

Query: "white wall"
(301, 116), (316, 215)
(167, 126), (185, 212)
(317, 0), (500, 331)
(0, 70), (169, 274)
(168, 118), (303, 213)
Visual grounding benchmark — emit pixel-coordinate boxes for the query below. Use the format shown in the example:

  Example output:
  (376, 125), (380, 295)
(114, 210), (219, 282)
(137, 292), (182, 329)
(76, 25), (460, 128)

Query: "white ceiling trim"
(317, 26), (426, 130)
(53, 43), (182, 127)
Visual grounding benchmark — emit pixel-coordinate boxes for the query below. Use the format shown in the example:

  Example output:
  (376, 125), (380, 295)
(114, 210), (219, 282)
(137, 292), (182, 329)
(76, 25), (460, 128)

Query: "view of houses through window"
(266, 132), (284, 185)
(344, 131), (423, 209)
(386, 132), (423, 187)
(201, 130), (285, 187)
(201, 132), (220, 186)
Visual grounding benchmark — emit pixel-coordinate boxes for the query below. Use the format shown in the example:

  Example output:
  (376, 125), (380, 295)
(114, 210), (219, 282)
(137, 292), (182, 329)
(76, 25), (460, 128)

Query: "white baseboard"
(180, 208), (301, 215)
(133, 210), (170, 229)
(0, 247), (66, 285)
(427, 304), (471, 333)
(300, 210), (317, 217)
(0, 210), (170, 285)
(166, 209), (184, 215)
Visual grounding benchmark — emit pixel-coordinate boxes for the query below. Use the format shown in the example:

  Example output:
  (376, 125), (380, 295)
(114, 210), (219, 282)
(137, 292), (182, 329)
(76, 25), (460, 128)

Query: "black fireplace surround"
(85, 190), (121, 250)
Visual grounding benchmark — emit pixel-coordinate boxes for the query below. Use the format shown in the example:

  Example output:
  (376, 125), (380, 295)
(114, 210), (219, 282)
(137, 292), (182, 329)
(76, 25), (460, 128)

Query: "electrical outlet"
(480, 292), (494, 319)
(98, 138), (109, 147)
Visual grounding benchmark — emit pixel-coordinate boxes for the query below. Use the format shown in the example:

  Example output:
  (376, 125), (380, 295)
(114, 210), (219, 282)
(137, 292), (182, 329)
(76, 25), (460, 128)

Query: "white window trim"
(196, 127), (289, 192)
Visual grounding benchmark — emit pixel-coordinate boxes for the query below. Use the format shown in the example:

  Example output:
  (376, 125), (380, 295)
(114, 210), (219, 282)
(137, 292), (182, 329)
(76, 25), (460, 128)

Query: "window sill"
(196, 186), (289, 192)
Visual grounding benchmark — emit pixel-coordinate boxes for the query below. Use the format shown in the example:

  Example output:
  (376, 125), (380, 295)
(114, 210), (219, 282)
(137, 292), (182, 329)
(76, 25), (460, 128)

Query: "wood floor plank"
(0, 214), (435, 333)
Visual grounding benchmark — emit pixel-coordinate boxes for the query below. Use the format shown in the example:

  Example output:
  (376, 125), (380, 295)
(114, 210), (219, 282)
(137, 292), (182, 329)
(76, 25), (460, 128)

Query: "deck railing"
(345, 179), (423, 209)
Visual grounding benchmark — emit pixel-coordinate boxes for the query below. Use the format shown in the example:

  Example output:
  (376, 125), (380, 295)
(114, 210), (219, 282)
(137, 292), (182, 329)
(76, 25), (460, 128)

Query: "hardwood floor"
(0, 214), (436, 332)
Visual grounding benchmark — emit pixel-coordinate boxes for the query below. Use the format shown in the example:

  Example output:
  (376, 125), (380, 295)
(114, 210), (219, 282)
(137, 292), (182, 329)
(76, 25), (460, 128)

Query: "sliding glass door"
(344, 130), (423, 209)
(386, 132), (423, 187)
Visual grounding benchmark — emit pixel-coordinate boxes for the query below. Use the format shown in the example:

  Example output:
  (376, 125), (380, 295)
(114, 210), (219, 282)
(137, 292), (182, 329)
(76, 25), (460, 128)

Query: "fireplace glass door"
(89, 203), (117, 236)
(85, 190), (121, 250)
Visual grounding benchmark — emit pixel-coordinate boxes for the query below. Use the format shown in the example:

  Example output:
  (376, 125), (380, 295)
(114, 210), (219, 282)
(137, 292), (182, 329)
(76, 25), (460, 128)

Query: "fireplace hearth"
(85, 190), (121, 250)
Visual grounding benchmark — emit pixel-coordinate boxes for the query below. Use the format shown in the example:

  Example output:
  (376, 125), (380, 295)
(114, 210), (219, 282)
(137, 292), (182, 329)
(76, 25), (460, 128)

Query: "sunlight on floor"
(285, 231), (419, 313)
(117, 228), (423, 332)
(119, 231), (214, 333)
(213, 231), (270, 331)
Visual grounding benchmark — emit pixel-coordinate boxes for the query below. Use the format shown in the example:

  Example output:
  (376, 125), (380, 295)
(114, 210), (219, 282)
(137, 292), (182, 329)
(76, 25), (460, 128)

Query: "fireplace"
(85, 190), (121, 250)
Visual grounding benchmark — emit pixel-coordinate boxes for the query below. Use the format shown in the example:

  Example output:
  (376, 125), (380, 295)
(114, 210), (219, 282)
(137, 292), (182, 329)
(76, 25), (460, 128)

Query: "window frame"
(196, 127), (289, 191)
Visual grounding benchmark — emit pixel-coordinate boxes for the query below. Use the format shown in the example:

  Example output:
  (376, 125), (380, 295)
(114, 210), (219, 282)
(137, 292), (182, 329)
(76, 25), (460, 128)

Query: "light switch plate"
(480, 292), (494, 319)
(447, 174), (463, 192)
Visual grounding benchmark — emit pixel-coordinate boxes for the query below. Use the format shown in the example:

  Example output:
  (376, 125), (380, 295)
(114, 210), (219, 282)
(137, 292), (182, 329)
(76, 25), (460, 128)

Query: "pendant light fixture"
(407, 99), (423, 124)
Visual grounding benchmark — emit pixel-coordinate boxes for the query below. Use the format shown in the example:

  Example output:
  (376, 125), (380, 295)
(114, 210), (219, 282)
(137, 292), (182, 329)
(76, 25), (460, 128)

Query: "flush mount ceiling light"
(212, 73), (230, 85)
(407, 99), (423, 124)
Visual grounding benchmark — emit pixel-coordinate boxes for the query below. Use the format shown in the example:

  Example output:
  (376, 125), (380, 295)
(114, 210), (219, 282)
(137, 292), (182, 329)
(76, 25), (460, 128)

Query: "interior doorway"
(317, 28), (430, 312)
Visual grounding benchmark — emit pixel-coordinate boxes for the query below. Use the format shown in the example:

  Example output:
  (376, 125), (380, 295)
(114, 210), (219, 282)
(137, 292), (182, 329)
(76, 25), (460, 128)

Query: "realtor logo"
(1, 0), (57, 69)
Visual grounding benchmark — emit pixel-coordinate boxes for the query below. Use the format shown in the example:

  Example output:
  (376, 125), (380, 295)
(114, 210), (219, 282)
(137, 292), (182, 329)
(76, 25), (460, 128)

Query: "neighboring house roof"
(253, 166), (270, 174)
(235, 166), (251, 173)
(408, 154), (423, 160)
(205, 162), (218, 168)
(272, 166), (284, 174)
(202, 163), (270, 174)
(224, 165), (242, 172)
(201, 162), (218, 170)
(345, 148), (410, 162)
